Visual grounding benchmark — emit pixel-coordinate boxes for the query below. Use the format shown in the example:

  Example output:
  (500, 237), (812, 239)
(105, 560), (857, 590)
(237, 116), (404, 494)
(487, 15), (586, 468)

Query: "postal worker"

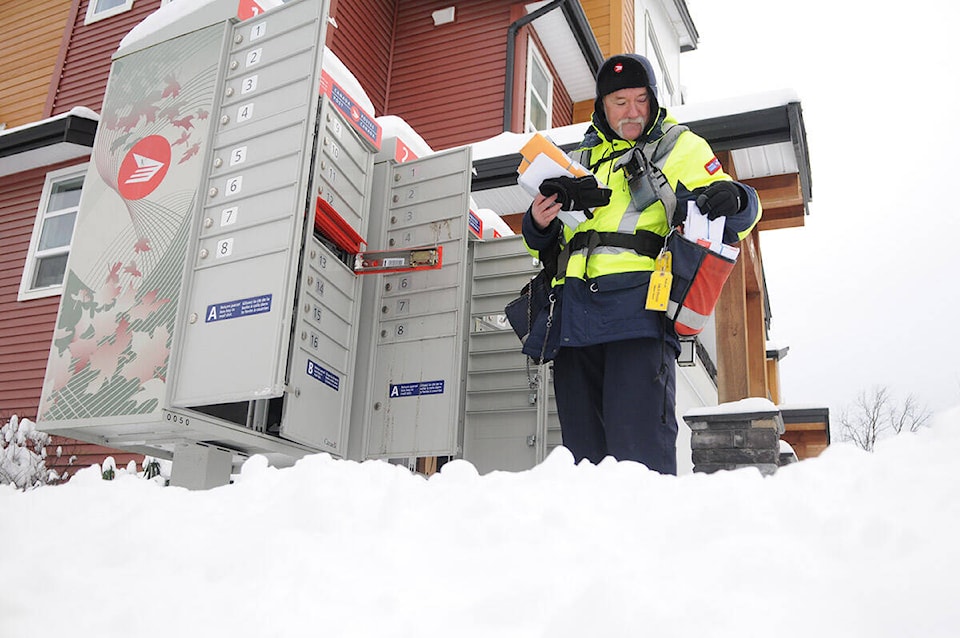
(520, 53), (762, 474)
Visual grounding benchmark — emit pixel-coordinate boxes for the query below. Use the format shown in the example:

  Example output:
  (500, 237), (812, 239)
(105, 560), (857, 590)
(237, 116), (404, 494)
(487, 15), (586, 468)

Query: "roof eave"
(474, 101), (813, 209)
(559, 0), (604, 74)
(671, 0), (700, 52)
(0, 114), (97, 177)
(684, 102), (812, 205)
(0, 114), (97, 159)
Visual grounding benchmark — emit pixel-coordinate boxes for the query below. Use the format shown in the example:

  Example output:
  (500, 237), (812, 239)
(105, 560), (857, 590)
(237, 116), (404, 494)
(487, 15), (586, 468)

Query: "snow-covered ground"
(3, 407), (959, 637)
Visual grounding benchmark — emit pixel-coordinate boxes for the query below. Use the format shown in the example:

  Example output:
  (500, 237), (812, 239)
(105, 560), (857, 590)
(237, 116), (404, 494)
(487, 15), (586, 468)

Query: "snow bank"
(2, 409), (959, 637)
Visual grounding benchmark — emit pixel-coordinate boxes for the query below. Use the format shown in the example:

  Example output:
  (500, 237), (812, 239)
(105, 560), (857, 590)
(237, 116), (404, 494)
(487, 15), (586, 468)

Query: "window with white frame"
(645, 15), (675, 107)
(84, 0), (136, 25)
(525, 41), (553, 133)
(18, 165), (87, 301)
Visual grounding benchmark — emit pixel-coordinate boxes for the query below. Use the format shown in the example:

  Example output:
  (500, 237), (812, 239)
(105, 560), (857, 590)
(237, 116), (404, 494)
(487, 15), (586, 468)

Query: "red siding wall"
(48, 0), (160, 116)
(0, 163), (73, 423)
(329, 0), (396, 116)
(386, 0), (516, 150)
(0, 160), (145, 482)
(332, 0), (573, 151)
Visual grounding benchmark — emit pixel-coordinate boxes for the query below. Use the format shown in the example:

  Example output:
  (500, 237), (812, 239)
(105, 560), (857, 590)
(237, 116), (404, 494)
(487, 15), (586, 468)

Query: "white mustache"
(615, 117), (646, 137)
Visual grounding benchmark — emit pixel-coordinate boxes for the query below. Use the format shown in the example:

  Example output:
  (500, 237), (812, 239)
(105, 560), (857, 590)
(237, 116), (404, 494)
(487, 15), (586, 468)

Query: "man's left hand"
(695, 181), (746, 219)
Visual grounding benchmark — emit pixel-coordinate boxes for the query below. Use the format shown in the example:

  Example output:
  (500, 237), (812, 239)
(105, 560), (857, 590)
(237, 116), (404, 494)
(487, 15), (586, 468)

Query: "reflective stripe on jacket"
(555, 109), (760, 283)
(520, 108), (762, 351)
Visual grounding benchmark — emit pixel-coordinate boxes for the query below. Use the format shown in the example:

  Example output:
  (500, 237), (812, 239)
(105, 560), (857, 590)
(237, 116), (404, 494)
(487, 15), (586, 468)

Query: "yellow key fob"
(645, 250), (672, 312)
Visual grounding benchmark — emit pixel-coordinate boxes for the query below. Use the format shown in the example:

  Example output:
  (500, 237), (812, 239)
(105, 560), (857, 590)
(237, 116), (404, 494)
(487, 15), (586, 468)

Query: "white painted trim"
(524, 38), (553, 133)
(18, 164), (88, 302)
(84, 0), (136, 26)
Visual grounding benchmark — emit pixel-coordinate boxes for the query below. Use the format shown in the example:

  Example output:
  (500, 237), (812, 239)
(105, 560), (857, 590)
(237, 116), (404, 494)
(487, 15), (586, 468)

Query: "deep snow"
(1, 408), (958, 637)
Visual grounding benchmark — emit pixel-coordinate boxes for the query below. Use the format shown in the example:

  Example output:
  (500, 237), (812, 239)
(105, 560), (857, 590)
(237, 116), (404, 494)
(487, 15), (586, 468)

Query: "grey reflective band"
(568, 245), (651, 261)
(618, 207), (641, 233)
(615, 123), (686, 234)
(667, 300), (709, 330)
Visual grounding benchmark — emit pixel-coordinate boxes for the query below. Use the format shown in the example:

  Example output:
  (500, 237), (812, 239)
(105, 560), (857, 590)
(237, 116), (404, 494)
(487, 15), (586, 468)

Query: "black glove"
(539, 175), (612, 212)
(694, 181), (747, 219)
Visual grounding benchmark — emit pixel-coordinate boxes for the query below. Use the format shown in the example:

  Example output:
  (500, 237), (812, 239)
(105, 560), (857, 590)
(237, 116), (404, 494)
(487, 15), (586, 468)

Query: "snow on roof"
(671, 88), (801, 123)
(468, 89), (802, 161)
(469, 122), (590, 161)
(118, 0), (222, 54)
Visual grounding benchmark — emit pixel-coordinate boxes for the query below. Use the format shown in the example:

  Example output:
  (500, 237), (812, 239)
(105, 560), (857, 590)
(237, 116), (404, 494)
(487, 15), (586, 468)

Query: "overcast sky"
(678, 0), (960, 419)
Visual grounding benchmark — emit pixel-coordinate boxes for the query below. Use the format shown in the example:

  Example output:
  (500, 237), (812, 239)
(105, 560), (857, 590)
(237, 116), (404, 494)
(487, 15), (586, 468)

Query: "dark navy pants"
(552, 338), (678, 474)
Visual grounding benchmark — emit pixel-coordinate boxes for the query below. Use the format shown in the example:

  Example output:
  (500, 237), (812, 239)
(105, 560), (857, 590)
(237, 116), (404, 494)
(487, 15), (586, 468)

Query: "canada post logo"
(118, 135), (171, 200)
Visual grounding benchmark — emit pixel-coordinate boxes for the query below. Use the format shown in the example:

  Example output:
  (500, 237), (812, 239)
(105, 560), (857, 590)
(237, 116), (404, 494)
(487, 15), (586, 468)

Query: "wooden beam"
(715, 258), (749, 403)
(742, 173), (803, 209)
(784, 422), (830, 432)
(743, 173), (805, 230)
(757, 207), (806, 232)
(781, 430), (829, 459)
(746, 290), (768, 399)
(715, 148), (771, 403)
(742, 234), (763, 295)
(765, 358), (782, 404)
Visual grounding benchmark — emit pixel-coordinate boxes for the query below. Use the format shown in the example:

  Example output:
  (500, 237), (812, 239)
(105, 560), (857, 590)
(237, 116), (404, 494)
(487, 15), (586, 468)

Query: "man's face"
(602, 87), (651, 141)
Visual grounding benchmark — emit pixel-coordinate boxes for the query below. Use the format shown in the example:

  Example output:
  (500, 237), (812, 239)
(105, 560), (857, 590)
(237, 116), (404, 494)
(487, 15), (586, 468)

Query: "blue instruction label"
(306, 359), (340, 391)
(389, 380), (445, 398)
(205, 294), (272, 323)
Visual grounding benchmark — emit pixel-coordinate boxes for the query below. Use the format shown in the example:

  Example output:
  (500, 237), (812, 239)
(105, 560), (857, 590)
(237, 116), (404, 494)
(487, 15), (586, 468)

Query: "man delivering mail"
(520, 53), (762, 474)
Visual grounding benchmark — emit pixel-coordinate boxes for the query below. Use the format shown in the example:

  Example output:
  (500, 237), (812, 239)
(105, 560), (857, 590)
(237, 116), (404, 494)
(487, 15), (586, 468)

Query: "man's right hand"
(531, 192), (562, 231)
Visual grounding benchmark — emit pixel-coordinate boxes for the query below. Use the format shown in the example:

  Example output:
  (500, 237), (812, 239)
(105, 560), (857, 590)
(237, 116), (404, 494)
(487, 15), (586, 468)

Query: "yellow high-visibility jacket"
(520, 107), (761, 355)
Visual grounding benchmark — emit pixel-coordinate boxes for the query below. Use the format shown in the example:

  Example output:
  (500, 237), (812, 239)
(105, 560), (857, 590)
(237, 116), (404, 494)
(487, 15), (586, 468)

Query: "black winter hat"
(592, 54), (661, 141)
(596, 54), (659, 100)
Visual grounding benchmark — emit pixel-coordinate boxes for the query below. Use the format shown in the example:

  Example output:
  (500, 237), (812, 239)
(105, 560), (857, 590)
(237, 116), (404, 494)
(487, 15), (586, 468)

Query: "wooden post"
(746, 289), (768, 398)
(714, 152), (771, 404)
(715, 258), (749, 403)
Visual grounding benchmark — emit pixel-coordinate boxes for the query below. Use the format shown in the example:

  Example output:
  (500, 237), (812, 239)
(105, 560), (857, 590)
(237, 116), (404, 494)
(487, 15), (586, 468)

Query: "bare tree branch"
(840, 386), (931, 451)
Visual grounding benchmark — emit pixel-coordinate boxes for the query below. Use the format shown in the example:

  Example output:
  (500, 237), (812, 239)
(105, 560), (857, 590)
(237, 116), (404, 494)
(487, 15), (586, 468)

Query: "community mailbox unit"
(32, 0), (485, 485)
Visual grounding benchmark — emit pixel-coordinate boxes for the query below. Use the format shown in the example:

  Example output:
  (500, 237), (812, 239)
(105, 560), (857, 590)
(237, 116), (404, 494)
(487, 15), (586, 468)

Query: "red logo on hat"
(118, 135), (171, 200)
(614, 63), (624, 73)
